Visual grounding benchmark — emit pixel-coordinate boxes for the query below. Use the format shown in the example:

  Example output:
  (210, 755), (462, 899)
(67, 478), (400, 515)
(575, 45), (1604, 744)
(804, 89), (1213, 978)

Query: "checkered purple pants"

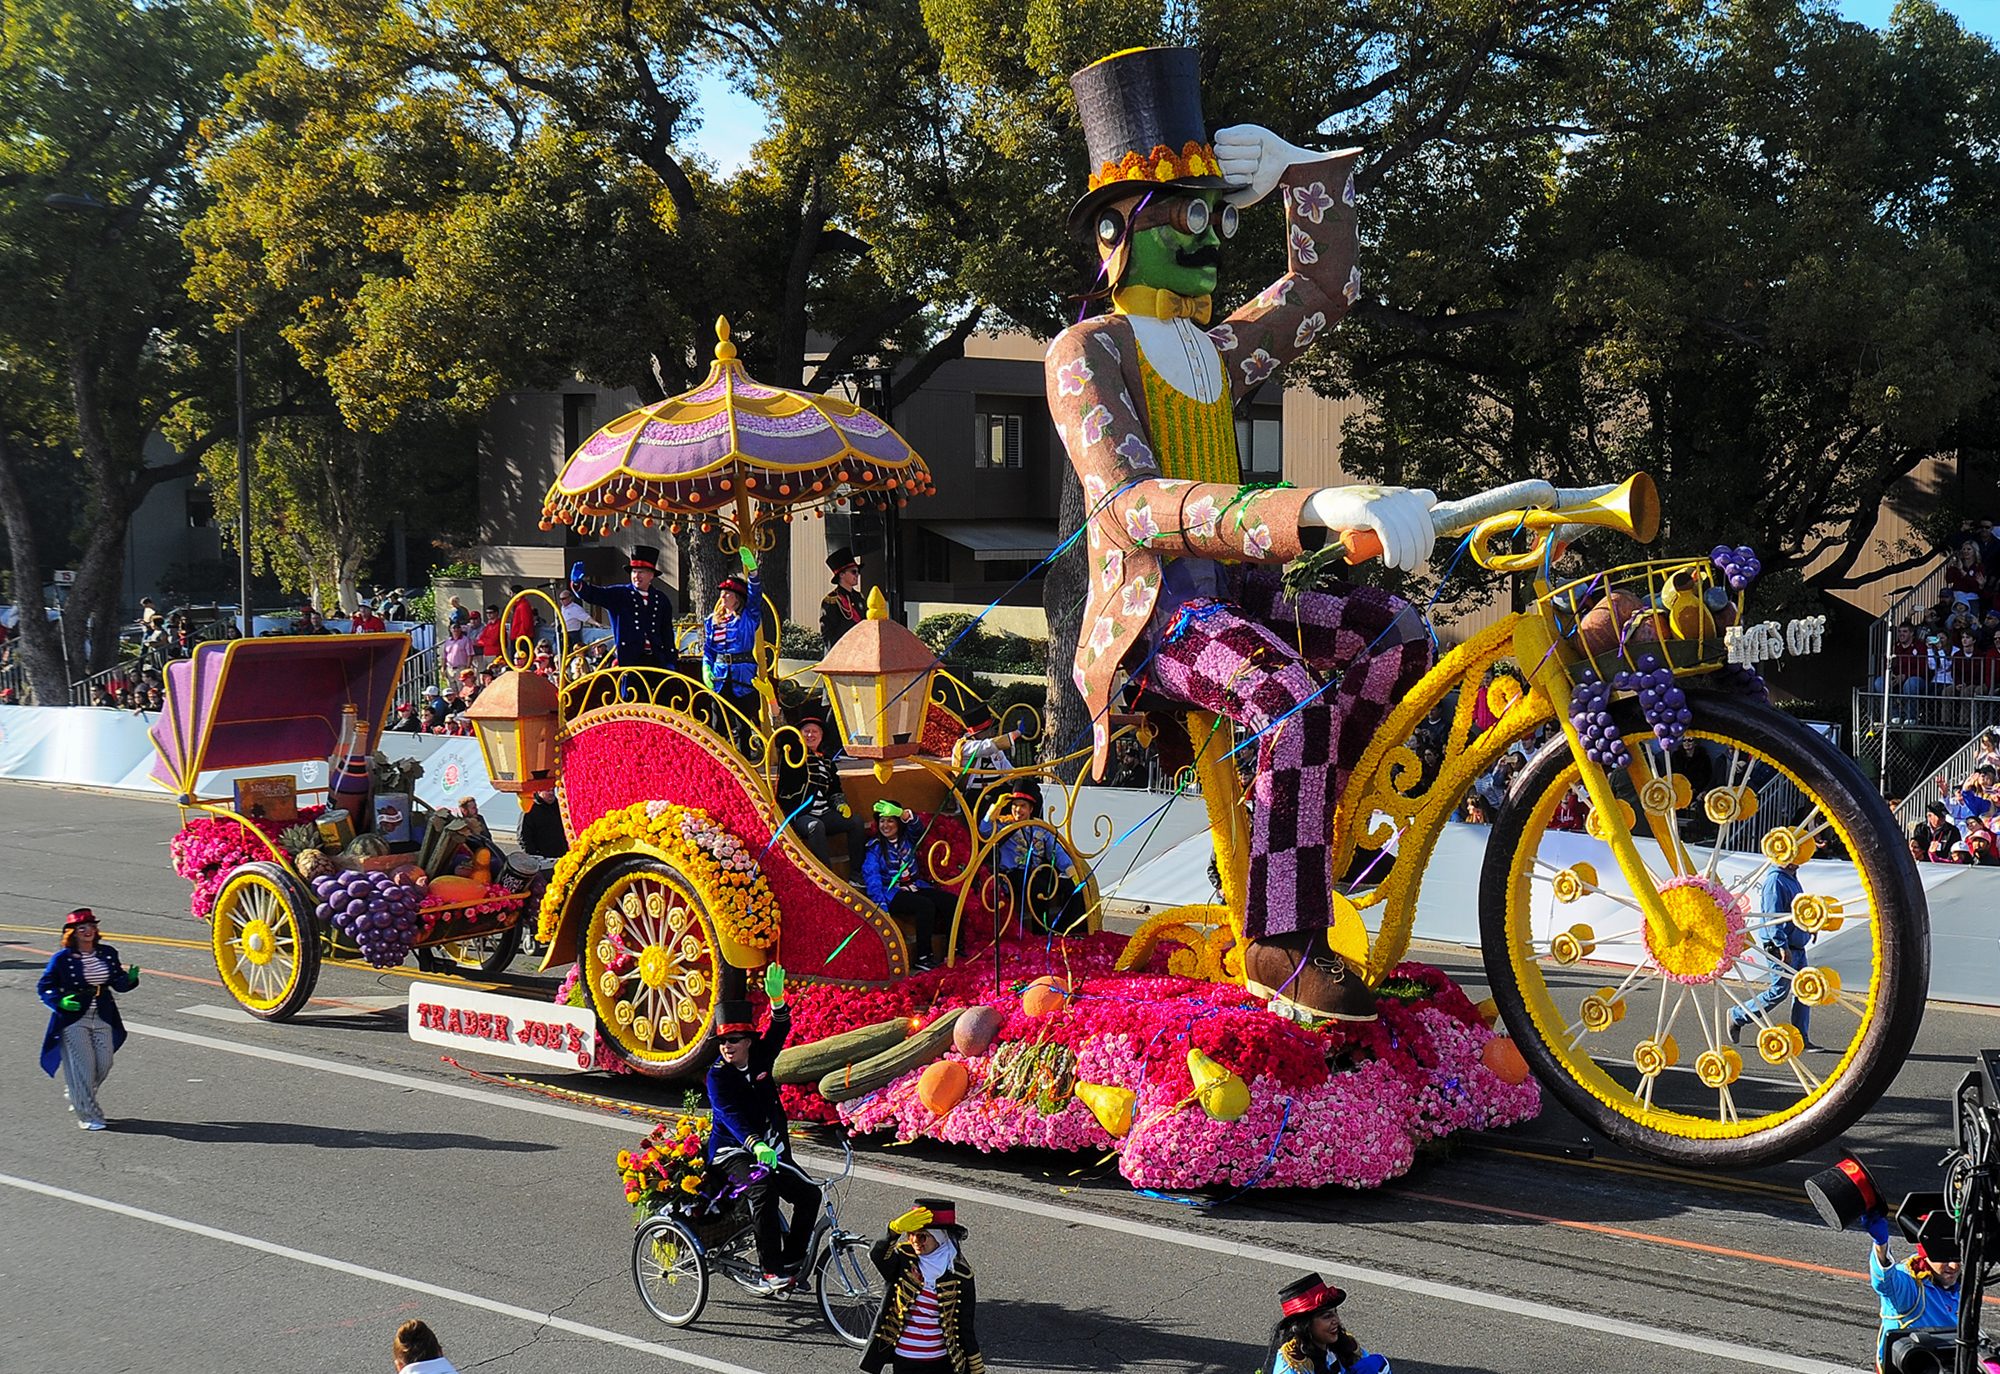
(1147, 571), (1431, 937)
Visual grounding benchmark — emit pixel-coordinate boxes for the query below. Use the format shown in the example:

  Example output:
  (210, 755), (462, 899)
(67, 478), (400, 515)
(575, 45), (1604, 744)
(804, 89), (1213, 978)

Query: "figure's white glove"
(1213, 125), (1361, 208)
(1302, 486), (1439, 572)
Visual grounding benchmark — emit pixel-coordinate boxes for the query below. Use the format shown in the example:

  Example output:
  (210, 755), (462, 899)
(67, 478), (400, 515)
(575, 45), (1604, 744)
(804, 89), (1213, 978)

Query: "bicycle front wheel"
(632, 1215), (709, 1327)
(813, 1234), (881, 1348)
(1479, 689), (1927, 1167)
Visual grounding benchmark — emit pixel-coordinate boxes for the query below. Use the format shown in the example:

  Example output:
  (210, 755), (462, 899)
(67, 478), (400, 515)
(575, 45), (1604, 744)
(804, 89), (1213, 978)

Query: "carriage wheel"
(211, 862), (320, 1021)
(415, 924), (523, 976)
(580, 856), (721, 1078)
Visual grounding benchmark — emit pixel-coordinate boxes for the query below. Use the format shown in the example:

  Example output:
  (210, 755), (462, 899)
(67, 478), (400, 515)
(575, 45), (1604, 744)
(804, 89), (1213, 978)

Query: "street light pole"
(235, 328), (252, 636)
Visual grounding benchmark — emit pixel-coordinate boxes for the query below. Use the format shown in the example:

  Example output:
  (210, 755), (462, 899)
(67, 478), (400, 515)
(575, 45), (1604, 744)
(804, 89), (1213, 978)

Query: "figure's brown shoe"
(1242, 930), (1379, 1024)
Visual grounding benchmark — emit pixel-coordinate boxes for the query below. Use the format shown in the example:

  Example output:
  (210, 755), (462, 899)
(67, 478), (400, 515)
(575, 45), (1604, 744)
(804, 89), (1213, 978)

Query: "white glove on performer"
(1302, 486), (1439, 573)
(1213, 125), (1362, 208)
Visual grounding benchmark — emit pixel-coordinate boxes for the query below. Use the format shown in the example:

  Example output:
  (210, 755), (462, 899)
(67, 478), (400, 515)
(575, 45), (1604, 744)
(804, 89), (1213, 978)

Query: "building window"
(916, 528), (952, 582)
(974, 412), (1024, 469)
(1234, 415), (1282, 475)
(981, 558), (1043, 584)
(562, 393), (596, 462)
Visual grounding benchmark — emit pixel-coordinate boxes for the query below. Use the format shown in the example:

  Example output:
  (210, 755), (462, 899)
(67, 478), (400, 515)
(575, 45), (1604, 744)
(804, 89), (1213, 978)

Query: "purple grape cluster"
(1711, 662), (1768, 700)
(311, 869), (427, 968)
(1710, 543), (1762, 590)
(1569, 670), (1632, 769)
(1614, 652), (1693, 751)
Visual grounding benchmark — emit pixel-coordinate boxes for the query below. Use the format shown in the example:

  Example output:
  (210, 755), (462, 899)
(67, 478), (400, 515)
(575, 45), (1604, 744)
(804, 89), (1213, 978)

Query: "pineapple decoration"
(278, 823), (336, 882)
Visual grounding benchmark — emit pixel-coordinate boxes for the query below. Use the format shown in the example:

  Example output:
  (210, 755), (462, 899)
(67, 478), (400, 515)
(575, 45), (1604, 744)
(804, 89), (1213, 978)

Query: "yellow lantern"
(464, 669), (562, 794)
(814, 587), (937, 774)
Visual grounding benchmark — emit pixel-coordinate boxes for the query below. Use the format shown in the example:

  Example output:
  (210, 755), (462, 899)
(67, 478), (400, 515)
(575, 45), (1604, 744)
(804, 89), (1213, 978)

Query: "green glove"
(739, 545), (758, 573)
(59, 993), (82, 1012)
(763, 961), (786, 1008)
(125, 964), (139, 984)
(751, 1141), (780, 1167)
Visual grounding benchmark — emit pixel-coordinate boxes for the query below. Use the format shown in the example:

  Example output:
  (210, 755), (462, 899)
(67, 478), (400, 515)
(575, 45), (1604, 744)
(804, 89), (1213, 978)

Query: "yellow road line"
(0, 922), (513, 992)
(1483, 1146), (1805, 1202)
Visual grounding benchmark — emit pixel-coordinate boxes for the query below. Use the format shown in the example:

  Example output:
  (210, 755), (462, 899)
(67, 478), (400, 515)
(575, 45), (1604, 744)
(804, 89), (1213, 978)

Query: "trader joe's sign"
(408, 981), (594, 1070)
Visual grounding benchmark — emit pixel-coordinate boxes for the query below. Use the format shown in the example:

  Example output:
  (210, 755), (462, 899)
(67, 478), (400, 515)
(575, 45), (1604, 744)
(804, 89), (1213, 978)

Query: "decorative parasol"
(540, 317), (935, 550)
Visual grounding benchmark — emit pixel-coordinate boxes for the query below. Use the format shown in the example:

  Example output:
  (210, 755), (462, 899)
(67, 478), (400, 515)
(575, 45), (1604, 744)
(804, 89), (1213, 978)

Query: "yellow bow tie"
(1112, 285), (1213, 325)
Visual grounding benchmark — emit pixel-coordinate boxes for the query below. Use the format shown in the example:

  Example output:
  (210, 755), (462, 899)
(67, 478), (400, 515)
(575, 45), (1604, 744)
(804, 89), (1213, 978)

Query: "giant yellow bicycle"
(1123, 472), (1927, 1167)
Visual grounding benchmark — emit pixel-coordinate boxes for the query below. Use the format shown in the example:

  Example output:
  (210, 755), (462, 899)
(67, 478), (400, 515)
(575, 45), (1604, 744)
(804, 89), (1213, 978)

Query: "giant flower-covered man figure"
(1047, 47), (1438, 1023)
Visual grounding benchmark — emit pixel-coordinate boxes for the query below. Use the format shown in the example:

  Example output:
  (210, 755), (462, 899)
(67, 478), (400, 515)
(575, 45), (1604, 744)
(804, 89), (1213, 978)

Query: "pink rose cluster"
(170, 810), (323, 919)
(781, 933), (1541, 1192)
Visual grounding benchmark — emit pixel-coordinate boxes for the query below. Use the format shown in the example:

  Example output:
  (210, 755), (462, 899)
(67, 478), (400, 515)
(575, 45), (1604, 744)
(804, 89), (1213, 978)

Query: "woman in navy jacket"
(37, 908), (139, 1130)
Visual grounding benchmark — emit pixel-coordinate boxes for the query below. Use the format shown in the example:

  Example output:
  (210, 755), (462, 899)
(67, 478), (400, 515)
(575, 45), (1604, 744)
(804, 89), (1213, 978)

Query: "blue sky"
(685, 2), (2000, 172)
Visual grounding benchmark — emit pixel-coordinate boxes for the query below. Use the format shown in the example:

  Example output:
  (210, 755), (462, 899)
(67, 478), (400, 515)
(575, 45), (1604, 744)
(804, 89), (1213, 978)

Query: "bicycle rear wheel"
(1479, 689), (1927, 1167)
(632, 1215), (708, 1326)
(813, 1234), (880, 1348)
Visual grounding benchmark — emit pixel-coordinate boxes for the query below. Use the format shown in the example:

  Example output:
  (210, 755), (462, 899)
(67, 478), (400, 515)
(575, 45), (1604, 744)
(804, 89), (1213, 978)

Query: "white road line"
(129, 1020), (1853, 1373)
(0, 1171), (768, 1374)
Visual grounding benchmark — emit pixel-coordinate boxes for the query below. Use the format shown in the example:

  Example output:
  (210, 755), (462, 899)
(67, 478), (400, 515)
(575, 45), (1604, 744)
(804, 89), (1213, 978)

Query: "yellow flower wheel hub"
(239, 917), (277, 967)
(1643, 876), (1750, 985)
(638, 944), (672, 990)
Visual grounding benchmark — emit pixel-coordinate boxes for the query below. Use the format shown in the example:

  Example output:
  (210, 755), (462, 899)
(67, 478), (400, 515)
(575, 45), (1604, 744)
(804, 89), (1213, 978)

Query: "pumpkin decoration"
(953, 1005), (1004, 1056)
(1481, 1035), (1531, 1086)
(917, 1060), (970, 1116)
(1075, 1081), (1135, 1137)
(1020, 975), (1071, 1018)
(1187, 1047), (1250, 1121)
(1572, 590), (1645, 656)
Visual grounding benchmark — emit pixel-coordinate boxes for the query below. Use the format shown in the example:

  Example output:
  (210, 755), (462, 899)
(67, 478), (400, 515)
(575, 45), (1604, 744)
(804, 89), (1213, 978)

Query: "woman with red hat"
(35, 909), (140, 1131)
(1264, 1273), (1388, 1374)
(701, 547), (763, 745)
(862, 1197), (984, 1374)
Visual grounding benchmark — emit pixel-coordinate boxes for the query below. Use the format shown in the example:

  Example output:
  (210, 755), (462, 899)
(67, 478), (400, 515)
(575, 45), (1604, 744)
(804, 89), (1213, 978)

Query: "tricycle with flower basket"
(151, 635), (533, 1019)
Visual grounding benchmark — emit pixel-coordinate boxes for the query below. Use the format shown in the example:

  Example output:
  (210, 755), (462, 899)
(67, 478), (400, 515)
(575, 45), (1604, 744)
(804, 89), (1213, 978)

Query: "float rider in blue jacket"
(702, 546), (764, 741)
(1865, 1208), (1962, 1371)
(704, 965), (820, 1290)
(569, 545), (677, 670)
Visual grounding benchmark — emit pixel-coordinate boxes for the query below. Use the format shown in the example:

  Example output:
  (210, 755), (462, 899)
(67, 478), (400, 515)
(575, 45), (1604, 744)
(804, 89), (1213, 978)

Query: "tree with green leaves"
(186, 0), (1078, 615)
(0, 0), (261, 696)
(924, 0), (2000, 758)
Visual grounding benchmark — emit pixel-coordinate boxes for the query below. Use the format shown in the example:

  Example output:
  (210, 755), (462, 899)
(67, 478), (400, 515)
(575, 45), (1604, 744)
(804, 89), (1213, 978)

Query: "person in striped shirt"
(861, 1197), (985, 1374)
(35, 908), (139, 1131)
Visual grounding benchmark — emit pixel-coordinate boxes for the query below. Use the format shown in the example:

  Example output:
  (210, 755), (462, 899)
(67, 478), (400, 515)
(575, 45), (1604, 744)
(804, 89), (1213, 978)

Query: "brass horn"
(1467, 473), (1660, 574)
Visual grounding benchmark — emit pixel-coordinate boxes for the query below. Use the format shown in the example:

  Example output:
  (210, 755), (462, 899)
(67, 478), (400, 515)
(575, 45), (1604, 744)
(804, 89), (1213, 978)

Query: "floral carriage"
(151, 634), (532, 1019)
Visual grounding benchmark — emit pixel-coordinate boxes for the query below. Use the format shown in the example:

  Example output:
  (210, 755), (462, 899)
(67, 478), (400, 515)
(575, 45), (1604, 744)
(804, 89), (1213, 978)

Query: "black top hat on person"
(629, 544), (661, 571)
(718, 574), (749, 599)
(1277, 1273), (1344, 1318)
(912, 1196), (967, 1237)
(715, 1000), (757, 1039)
(961, 702), (995, 732)
(826, 547), (862, 580)
(1804, 1156), (1884, 1232)
(794, 708), (826, 731)
(1068, 47), (1234, 231)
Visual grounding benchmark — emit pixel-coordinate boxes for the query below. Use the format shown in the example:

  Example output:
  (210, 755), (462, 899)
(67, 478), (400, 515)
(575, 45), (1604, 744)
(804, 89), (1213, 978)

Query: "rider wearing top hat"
(819, 547), (868, 648)
(1265, 1273), (1388, 1374)
(704, 967), (820, 1290)
(569, 545), (677, 671)
(1046, 47), (1440, 1025)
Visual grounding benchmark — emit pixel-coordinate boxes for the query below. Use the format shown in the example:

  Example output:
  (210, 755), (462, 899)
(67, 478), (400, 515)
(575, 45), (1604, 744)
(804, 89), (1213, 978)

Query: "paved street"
(2, 781), (1989, 1373)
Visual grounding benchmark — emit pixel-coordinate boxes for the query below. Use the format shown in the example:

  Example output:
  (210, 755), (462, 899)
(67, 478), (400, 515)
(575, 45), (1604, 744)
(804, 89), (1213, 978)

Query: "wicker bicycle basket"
(1535, 556), (1745, 684)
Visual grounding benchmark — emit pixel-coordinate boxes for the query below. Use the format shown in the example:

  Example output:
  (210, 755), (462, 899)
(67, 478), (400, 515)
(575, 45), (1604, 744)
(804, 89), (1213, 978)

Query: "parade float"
(150, 47), (1928, 1195)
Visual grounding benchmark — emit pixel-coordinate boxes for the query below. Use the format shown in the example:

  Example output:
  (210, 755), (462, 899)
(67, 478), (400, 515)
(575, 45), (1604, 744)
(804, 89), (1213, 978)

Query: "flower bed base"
(766, 933), (1540, 1194)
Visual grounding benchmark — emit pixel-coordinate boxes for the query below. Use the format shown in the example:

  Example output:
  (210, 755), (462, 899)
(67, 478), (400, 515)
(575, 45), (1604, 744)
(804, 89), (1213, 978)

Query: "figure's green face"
(1115, 192), (1228, 297)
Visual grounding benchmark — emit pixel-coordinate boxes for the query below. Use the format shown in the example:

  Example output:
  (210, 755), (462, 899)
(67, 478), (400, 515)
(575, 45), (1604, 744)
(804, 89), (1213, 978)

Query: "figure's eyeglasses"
(1137, 196), (1237, 240)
